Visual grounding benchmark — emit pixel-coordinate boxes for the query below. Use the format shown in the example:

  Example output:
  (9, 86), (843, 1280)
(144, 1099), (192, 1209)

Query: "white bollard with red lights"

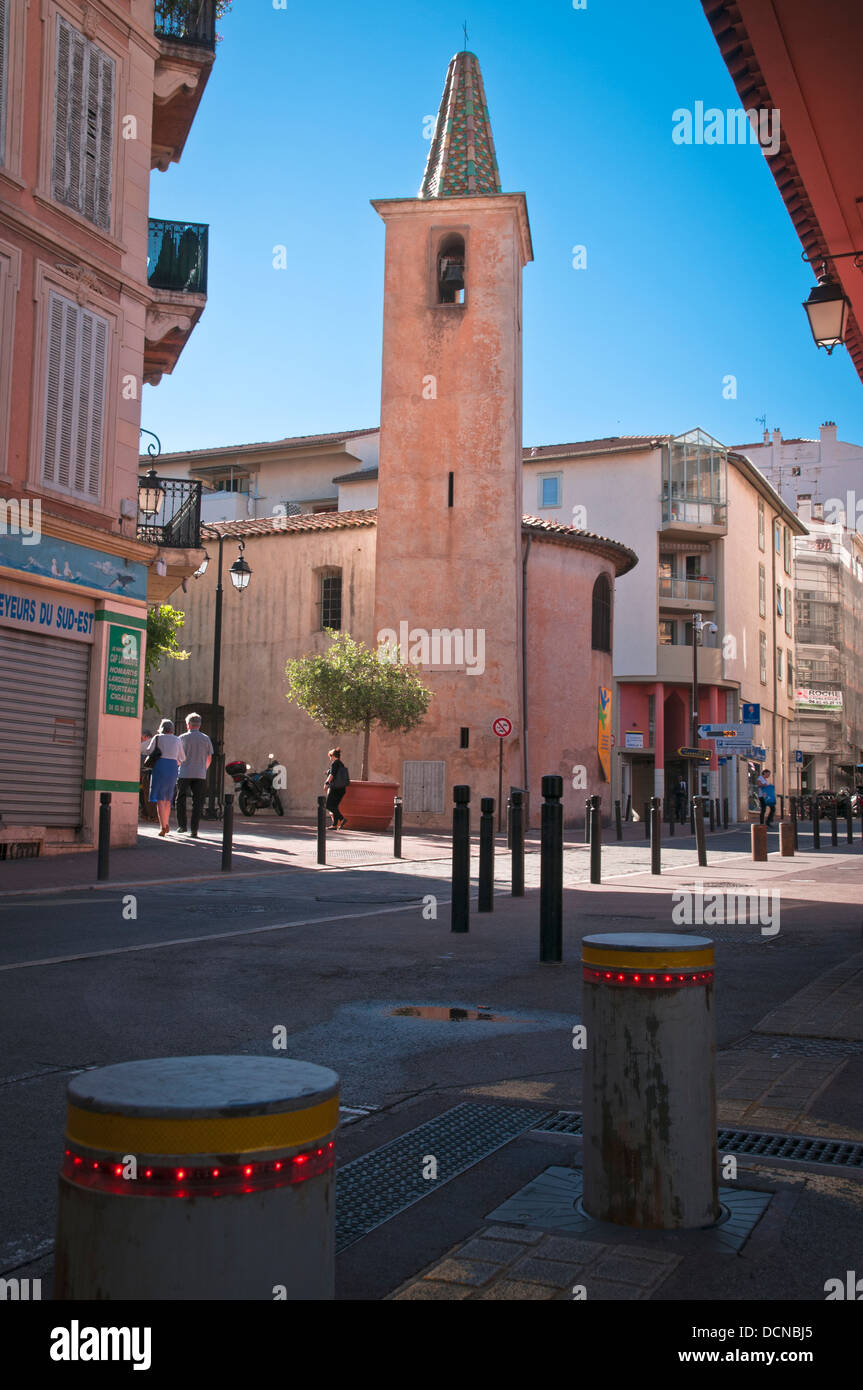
(581, 933), (719, 1229)
(54, 1056), (339, 1300)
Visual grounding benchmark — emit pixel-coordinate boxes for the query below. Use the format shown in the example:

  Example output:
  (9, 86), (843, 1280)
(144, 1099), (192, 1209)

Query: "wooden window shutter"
(53, 16), (114, 230)
(0, 0), (8, 167)
(77, 307), (107, 499)
(42, 292), (108, 500)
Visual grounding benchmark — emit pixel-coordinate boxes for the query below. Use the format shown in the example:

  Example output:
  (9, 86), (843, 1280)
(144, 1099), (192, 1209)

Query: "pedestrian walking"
(139, 727), (157, 822)
(757, 767), (770, 824)
(324, 747), (350, 829)
(673, 775), (687, 824)
(761, 773), (777, 828)
(144, 719), (185, 836)
(176, 712), (213, 839)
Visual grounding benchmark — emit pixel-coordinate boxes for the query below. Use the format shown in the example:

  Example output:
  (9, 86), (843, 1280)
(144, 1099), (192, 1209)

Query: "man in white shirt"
(176, 713), (214, 838)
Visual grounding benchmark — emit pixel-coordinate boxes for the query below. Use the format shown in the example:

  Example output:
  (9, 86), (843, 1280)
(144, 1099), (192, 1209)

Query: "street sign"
(492, 717), (512, 738)
(741, 702), (761, 724)
(749, 745), (766, 762)
(794, 749), (804, 764)
(678, 746), (711, 761)
(698, 723), (755, 740)
(715, 736), (759, 753)
(718, 757), (728, 766)
(492, 718), (512, 833)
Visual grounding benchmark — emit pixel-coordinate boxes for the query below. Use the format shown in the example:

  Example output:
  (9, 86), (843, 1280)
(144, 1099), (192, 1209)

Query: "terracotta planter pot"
(337, 780), (399, 832)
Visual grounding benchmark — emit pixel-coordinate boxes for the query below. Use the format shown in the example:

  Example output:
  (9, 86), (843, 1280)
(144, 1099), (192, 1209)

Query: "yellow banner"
(597, 685), (612, 782)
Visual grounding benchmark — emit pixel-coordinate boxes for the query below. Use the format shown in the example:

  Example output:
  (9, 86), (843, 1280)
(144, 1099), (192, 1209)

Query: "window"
(52, 16), (115, 231)
(539, 474), (561, 508)
(658, 619), (674, 645)
(776, 585), (783, 617)
(784, 527), (792, 574)
(591, 573), (611, 652)
(459, 727), (469, 749)
(759, 632), (768, 685)
(436, 232), (465, 305)
(758, 497), (765, 550)
(784, 588), (792, 636)
(0, 0), (8, 166)
(42, 290), (108, 500)
(685, 554), (702, 578)
(758, 564), (766, 618)
(775, 521), (781, 554)
(787, 654), (793, 697)
(776, 647), (783, 680)
(319, 571), (342, 630)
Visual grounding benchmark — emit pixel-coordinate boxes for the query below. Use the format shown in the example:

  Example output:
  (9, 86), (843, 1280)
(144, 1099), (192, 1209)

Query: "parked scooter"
(225, 754), (285, 817)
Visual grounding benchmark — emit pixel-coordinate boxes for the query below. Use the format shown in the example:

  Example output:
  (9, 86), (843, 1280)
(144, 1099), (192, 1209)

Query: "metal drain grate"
(532, 1111), (863, 1168)
(717, 1128), (863, 1168)
(731, 1034), (863, 1058)
(335, 1103), (552, 1251)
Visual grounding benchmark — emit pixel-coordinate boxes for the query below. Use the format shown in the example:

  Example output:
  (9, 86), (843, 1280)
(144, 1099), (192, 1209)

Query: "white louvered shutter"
(53, 16), (114, 230)
(0, 0), (9, 167)
(43, 291), (108, 500)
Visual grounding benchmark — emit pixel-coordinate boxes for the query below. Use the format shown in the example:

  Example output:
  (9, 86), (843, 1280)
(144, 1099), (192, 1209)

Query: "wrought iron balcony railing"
(137, 477), (203, 549)
(154, 1), (216, 49)
(147, 219), (208, 295)
(658, 575), (716, 601)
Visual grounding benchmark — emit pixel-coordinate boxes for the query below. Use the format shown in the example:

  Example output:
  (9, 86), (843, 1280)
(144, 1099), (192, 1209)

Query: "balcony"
(661, 494), (727, 538)
(137, 476), (203, 549)
(152, 2), (216, 171)
(656, 643), (725, 685)
(144, 219), (208, 385)
(658, 575), (716, 607)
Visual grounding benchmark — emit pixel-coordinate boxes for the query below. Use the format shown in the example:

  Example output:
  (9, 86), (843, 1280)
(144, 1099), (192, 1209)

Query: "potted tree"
(285, 632), (432, 831)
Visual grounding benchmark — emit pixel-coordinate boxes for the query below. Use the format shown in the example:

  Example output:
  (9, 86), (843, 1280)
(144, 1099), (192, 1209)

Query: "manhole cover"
(388, 1005), (514, 1022)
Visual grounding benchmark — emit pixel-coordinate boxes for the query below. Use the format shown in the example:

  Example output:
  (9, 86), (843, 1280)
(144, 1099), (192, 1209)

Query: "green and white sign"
(104, 624), (141, 717)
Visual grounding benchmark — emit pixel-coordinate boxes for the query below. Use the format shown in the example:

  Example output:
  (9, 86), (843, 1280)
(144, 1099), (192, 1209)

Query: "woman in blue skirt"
(145, 719), (186, 836)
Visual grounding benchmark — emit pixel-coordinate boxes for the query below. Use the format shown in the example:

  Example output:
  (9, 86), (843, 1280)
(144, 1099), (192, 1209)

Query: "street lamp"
(138, 468), (165, 517)
(802, 275), (849, 354)
(201, 533), (253, 819)
(690, 612), (718, 809)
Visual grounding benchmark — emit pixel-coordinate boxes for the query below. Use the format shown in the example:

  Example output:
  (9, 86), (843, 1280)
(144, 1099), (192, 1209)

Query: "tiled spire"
(420, 52), (502, 198)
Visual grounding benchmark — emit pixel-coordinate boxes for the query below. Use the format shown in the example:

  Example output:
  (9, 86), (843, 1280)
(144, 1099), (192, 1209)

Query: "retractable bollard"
(316, 795), (327, 865)
(643, 802), (650, 841)
(393, 796), (403, 859)
(221, 792), (234, 872)
(540, 775), (563, 964)
(54, 1055), (339, 1299)
(751, 823), (768, 861)
(614, 799), (622, 842)
(695, 798), (707, 867)
(581, 934), (718, 1229)
(451, 785), (470, 933)
(723, 797), (729, 829)
(511, 789), (525, 898)
(813, 805), (821, 851)
(708, 798), (715, 833)
(780, 820), (795, 856)
(589, 794), (601, 885)
(97, 792), (111, 881)
(478, 797), (495, 913)
(650, 796), (661, 875)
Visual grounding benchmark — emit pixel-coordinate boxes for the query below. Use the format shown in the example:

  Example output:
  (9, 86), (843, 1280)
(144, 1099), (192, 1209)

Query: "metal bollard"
(723, 797), (729, 829)
(506, 792), (513, 850)
(650, 796), (661, 875)
(714, 798), (721, 831)
(614, 798), (622, 842)
(222, 792), (234, 872)
(780, 821), (795, 856)
(813, 804), (821, 851)
(317, 794), (327, 866)
(791, 796), (799, 850)
(643, 802), (650, 841)
(97, 792), (111, 881)
(511, 789), (525, 898)
(831, 809), (838, 847)
(478, 797), (495, 913)
(451, 785), (470, 933)
(54, 1055), (339, 1299)
(690, 799), (696, 835)
(751, 823), (768, 861)
(695, 797), (707, 867)
(540, 775), (563, 964)
(393, 795), (403, 859)
(625, 794), (631, 822)
(708, 798), (715, 833)
(581, 933), (718, 1229)
(589, 794), (601, 885)
(584, 797), (591, 844)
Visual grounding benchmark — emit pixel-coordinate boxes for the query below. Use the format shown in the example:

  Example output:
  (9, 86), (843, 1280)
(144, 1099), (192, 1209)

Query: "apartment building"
(524, 430), (806, 819)
(0, 1), (214, 851)
(736, 422), (863, 519)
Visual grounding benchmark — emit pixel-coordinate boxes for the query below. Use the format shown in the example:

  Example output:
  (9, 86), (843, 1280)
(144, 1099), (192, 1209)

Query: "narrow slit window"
(447, 471), (454, 507)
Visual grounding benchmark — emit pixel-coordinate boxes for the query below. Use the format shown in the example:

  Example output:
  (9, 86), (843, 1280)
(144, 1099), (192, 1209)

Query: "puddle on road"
(389, 1005), (521, 1022)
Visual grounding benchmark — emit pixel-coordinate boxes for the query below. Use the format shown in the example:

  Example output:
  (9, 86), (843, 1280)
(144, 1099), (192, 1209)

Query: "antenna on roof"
(463, 20), (468, 49)
(756, 413), (767, 432)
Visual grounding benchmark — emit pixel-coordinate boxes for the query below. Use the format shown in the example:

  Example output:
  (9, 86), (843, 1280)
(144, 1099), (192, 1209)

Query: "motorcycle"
(225, 754), (285, 817)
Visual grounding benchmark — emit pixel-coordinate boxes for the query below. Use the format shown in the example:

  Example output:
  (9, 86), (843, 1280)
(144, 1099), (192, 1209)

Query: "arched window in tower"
(437, 233), (465, 304)
(591, 573), (611, 653)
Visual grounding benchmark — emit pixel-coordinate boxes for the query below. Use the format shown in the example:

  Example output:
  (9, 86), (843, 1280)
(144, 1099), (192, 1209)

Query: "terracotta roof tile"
(521, 515), (638, 574)
(145, 427), (379, 464)
(201, 509), (377, 539)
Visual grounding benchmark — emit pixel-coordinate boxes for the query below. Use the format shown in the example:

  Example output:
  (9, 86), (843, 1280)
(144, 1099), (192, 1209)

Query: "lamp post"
(690, 613), (718, 810)
(199, 535), (252, 819)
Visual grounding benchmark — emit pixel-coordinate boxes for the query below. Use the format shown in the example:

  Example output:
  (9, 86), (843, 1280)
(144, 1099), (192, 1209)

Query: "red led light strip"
(62, 1140), (334, 1197)
(583, 966), (714, 989)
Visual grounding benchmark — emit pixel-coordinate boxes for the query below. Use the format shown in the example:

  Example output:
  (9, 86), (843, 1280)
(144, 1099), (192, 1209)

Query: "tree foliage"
(145, 604), (189, 712)
(285, 631), (432, 779)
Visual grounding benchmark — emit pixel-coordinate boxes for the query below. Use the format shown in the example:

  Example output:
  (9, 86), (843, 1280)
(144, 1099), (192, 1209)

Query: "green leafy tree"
(145, 604), (189, 712)
(285, 631), (432, 780)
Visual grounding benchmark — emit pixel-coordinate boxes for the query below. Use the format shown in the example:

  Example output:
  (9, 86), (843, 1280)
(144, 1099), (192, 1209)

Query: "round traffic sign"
(492, 717), (512, 738)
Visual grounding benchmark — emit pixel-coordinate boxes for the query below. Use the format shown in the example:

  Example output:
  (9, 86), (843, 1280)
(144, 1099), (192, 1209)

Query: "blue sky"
(145, 0), (863, 455)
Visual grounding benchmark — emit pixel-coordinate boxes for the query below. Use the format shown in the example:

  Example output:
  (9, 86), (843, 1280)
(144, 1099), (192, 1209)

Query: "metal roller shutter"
(0, 629), (90, 826)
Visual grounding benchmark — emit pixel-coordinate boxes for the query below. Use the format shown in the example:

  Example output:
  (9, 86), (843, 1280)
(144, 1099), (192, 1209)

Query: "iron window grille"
(319, 572), (342, 631)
